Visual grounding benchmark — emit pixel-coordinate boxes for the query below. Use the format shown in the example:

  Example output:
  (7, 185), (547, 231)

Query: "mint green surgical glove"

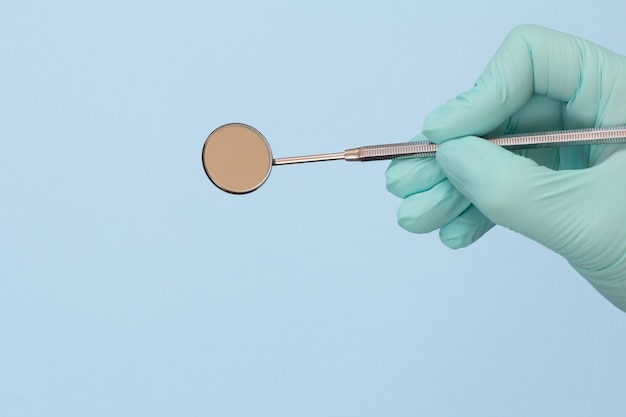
(386, 25), (626, 311)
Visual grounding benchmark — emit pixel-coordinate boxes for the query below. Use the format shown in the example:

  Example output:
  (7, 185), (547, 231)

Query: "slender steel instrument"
(202, 123), (626, 194)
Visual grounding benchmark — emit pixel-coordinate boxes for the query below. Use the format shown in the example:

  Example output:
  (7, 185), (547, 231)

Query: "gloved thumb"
(435, 136), (585, 255)
(436, 137), (626, 310)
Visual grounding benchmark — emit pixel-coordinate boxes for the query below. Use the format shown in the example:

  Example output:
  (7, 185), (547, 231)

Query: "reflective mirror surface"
(202, 123), (273, 194)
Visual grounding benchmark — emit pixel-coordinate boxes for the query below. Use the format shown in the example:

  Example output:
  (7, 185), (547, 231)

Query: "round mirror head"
(202, 123), (273, 194)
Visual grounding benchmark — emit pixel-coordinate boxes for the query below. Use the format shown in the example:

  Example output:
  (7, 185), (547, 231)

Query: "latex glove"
(386, 25), (626, 311)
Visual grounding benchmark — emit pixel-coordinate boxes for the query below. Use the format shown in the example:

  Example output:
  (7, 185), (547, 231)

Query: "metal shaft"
(272, 125), (626, 165)
(273, 151), (344, 165)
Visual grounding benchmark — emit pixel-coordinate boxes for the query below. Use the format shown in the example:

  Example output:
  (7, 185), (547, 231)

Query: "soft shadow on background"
(1, 1), (625, 416)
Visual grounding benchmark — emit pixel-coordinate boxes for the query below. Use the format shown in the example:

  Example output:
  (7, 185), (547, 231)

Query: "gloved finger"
(423, 25), (610, 144)
(397, 179), (471, 234)
(386, 132), (447, 198)
(435, 136), (586, 251)
(386, 157), (445, 198)
(437, 137), (626, 274)
(439, 205), (495, 249)
(489, 94), (564, 136)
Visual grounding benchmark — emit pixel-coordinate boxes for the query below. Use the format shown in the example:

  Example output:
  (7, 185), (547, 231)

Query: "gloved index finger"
(423, 25), (592, 144)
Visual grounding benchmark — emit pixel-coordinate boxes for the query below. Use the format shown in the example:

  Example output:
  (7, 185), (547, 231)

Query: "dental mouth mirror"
(202, 122), (626, 194)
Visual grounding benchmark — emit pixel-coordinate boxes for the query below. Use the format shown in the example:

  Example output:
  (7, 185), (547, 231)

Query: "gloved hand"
(386, 25), (626, 311)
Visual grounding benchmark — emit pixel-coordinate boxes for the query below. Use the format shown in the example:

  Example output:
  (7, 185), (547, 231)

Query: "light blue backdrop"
(2, 1), (625, 416)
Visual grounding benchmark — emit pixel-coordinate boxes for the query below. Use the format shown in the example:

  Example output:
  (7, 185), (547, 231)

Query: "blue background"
(2, 1), (626, 416)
